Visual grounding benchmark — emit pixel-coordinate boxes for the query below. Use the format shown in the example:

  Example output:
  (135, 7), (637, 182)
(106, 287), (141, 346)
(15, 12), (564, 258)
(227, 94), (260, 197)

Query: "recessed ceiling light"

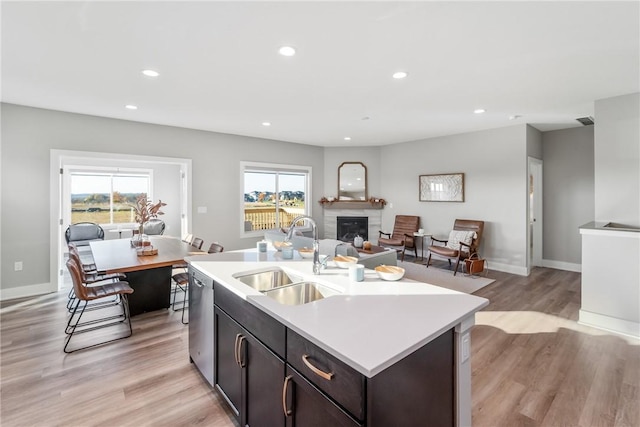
(262, 122), (271, 127)
(278, 46), (296, 56)
(392, 71), (408, 79)
(474, 109), (486, 114)
(509, 114), (522, 120)
(125, 105), (138, 110)
(344, 137), (351, 141)
(141, 69), (159, 77)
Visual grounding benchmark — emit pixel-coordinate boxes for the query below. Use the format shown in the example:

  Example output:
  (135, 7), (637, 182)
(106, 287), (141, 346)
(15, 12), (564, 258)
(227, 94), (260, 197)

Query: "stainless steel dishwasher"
(188, 265), (214, 387)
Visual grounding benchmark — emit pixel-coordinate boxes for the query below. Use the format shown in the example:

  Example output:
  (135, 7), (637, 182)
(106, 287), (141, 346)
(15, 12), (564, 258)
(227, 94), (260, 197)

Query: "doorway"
(528, 157), (543, 271)
(50, 150), (192, 291)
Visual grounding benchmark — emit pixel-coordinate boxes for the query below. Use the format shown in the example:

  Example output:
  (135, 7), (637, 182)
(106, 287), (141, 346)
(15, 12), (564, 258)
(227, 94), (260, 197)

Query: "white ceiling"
(2, 1), (639, 147)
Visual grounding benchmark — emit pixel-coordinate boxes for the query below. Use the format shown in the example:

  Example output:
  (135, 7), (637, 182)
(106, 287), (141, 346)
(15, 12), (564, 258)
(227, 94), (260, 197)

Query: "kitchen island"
(187, 249), (489, 426)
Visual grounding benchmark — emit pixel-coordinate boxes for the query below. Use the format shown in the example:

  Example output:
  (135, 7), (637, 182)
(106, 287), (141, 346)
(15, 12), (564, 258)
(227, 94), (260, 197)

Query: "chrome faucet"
(285, 215), (322, 274)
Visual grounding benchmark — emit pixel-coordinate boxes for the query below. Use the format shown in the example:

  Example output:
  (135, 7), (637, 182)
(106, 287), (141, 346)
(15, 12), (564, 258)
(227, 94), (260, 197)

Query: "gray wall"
(324, 147), (382, 201)
(4, 94), (635, 295)
(542, 126), (595, 264)
(594, 92), (640, 226)
(1, 103), (324, 292)
(378, 125), (529, 275)
(526, 125), (543, 159)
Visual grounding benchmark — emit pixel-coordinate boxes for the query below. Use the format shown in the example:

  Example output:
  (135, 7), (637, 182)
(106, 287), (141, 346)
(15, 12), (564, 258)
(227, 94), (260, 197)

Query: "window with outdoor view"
(70, 171), (151, 225)
(242, 162), (310, 234)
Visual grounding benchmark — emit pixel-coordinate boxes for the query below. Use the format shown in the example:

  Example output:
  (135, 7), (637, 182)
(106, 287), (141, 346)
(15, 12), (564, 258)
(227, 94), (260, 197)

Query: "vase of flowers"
(130, 195), (166, 247)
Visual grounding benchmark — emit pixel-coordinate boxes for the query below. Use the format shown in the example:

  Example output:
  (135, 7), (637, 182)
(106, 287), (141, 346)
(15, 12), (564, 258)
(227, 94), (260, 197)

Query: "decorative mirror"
(338, 162), (368, 201)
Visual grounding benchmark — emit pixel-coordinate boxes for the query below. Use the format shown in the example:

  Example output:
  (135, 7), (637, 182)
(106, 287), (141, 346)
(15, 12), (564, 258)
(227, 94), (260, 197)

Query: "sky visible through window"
(71, 174), (149, 194)
(244, 172), (305, 193)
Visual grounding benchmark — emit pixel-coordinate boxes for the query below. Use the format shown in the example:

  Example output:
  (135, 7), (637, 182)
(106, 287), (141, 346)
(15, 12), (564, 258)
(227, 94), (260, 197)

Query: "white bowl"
(297, 247), (315, 259)
(272, 241), (293, 252)
(375, 265), (405, 281)
(333, 255), (358, 269)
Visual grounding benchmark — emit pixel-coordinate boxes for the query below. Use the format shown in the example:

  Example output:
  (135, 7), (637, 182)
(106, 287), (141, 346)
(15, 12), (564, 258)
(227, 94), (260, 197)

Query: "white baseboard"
(579, 309), (640, 339)
(488, 261), (528, 276)
(488, 259), (581, 277)
(542, 259), (581, 272)
(0, 282), (56, 301)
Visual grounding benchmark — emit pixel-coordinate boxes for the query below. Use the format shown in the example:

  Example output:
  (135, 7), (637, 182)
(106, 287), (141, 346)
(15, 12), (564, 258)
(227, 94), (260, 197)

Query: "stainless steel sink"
(233, 267), (302, 291)
(261, 282), (341, 306)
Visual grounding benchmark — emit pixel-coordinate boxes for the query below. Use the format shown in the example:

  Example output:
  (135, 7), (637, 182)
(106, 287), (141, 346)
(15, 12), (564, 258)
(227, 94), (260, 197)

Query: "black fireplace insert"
(337, 216), (368, 242)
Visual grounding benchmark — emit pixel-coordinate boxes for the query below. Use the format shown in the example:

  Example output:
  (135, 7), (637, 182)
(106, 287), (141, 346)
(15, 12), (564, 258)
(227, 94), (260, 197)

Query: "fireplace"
(337, 216), (368, 242)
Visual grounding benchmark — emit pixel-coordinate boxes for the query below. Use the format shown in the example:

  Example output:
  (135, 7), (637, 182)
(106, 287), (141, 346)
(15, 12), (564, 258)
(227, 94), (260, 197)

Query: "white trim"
(527, 157), (543, 269)
(488, 261), (529, 276)
(240, 160), (313, 237)
(51, 149), (192, 291)
(579, 309), (640, 339)
(0, 283), (54, 301)
(542, 259), (581, 272)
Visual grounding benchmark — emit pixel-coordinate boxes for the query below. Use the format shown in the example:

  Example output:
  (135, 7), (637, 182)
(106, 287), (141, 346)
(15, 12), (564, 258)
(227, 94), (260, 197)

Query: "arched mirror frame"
(338, 161), (368, 201)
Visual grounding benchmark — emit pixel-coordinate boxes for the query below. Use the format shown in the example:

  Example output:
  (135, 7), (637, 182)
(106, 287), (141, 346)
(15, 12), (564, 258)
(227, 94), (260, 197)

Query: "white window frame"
(240, 161), (312, 238)
(65, 166), (153, 226)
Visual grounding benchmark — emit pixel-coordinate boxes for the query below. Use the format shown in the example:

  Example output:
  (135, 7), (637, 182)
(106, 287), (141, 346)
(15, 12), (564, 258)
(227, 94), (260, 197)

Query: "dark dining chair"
(64, 259), (134, 353)
(67, 246), (126, 313)
(143, 219), (165, 235)
(171, 236), (207, 324)
(207, 242), (224, 253)
(65, 222), (105, 247)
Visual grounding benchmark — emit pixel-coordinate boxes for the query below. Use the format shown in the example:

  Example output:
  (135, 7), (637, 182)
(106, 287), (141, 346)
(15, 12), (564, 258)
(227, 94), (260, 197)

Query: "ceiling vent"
(576, 116), (595, 126)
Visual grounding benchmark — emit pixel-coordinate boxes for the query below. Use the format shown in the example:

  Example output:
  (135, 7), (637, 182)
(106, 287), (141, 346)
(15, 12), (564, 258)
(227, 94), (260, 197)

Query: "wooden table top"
(90, 236), (205, 274)
(354, 244), (389, 254)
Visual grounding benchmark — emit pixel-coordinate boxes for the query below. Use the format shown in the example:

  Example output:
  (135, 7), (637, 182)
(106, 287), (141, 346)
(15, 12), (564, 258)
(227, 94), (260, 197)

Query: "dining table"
(90, 236), (205, 316)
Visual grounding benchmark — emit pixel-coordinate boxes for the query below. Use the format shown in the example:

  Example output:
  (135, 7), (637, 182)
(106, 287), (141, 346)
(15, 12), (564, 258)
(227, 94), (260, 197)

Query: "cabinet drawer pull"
(302, 354), (334, 381)
(234, 334), (242, 366)
(282, 375), (293, 416)
(237, 336), (246, 368)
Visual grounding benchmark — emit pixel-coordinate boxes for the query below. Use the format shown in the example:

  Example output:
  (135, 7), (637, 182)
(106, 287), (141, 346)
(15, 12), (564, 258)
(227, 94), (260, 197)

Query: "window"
(70, 170), (151, 225)
(241, 162), (311, 236)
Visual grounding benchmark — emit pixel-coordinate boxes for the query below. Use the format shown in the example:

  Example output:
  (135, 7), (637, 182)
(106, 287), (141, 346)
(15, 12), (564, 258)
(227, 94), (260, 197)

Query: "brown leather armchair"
(426, 219), (484, 275)
(378, 215), (420, 261)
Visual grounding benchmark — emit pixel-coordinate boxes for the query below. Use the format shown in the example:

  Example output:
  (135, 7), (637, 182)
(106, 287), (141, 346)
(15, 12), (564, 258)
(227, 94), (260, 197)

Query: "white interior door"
(528, 157), (543, 268)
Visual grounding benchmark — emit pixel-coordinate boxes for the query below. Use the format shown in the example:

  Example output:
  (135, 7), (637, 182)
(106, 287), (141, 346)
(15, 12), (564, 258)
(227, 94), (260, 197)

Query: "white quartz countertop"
(188, 249), (489, 377)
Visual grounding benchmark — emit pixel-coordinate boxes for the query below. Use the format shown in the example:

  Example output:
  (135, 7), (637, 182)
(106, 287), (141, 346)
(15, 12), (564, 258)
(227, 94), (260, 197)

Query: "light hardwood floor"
(1, 265), (638, 426)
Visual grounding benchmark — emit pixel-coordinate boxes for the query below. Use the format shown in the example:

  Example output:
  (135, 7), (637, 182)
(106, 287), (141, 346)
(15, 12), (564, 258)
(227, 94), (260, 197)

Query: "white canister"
(348, 264), (364, 282)
(257, 240), (267, 252)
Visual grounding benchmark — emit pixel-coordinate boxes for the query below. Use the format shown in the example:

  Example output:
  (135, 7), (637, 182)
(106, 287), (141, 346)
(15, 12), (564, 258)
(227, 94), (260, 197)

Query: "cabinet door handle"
(234, 334), (242, 366)
(282, 375), (293, 417)
(237, 336), (246, 368)
(302, 354), (334, 381)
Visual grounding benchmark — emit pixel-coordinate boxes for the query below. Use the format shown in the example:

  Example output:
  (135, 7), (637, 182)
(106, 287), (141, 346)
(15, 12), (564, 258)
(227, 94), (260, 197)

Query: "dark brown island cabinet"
(212, 281), (457, 427)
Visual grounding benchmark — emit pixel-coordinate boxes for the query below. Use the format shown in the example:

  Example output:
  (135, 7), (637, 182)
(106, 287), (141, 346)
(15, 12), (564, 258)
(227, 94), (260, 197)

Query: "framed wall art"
(419, 173), (464, 202)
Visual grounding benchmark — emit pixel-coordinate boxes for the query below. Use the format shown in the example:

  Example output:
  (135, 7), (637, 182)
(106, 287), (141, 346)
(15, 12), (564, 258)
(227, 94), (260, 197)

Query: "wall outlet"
(197, 206), (207, 214)
(14, 261), (23, 271)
